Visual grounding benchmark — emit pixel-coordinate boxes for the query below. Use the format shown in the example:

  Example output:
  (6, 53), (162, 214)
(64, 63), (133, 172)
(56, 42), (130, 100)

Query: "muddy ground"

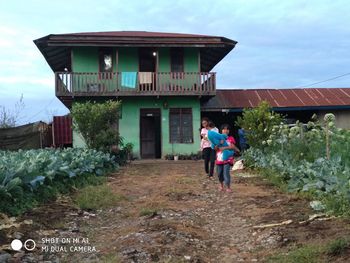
(1, 160), (350, 262)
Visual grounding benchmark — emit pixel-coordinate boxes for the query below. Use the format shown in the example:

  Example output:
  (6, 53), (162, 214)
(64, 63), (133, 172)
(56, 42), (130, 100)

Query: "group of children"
(200, 117), (241, 192)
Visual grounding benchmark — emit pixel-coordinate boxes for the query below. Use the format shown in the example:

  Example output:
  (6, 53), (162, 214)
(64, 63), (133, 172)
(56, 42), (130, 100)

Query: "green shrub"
(71, 100), (122, 152)
(236, 101), (283, 149)
(111, 142), (134, 165)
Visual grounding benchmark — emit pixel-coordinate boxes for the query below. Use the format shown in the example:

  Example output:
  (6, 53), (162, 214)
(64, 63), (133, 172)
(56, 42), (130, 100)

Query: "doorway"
(140, 108), (161, 159)
(139, 48), (157, 91)
(139, 48), (157, 72)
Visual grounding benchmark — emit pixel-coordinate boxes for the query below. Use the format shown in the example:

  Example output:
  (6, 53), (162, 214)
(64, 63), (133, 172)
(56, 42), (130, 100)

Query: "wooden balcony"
(55, 72), (216, 97)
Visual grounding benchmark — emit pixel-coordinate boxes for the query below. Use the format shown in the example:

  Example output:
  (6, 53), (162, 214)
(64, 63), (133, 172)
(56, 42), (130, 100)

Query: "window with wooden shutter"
(169, 108), (193, 143)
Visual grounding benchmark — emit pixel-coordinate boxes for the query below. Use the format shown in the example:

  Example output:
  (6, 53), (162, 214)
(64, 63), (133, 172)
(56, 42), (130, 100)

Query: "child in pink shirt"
(215, 124), (240, 192)
(200, 119), (218, 179)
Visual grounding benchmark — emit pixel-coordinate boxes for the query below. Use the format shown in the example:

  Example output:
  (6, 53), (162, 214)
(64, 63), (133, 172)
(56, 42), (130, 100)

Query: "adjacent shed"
(201, 88), (350, 129)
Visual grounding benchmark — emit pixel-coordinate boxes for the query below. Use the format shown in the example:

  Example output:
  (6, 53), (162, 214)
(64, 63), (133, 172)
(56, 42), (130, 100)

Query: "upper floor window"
(99, 48), (113, 72)
(170, 48), (184, 72)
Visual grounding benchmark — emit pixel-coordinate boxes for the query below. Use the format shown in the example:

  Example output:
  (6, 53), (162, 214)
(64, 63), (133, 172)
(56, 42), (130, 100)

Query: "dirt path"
(1, 160), (350, 262)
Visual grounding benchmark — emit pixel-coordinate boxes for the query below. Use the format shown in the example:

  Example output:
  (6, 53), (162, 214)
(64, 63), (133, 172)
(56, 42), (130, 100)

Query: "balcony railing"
(55, 72), (216, 97)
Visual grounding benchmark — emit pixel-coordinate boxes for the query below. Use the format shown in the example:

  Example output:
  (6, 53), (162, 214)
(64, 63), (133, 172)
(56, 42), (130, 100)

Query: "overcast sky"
(0, 0), (349, 125)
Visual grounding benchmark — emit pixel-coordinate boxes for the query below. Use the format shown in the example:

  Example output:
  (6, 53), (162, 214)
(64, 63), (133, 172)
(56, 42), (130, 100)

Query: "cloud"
(1, 0), (350, 124)
(0, 76), (52, 86)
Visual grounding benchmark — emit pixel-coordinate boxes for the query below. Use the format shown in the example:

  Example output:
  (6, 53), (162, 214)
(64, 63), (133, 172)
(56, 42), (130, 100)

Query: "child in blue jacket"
(207, 126), (234, 161)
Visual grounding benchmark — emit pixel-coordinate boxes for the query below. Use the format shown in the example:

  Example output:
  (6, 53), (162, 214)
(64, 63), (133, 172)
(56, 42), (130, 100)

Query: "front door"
(140, 109), (161, 159)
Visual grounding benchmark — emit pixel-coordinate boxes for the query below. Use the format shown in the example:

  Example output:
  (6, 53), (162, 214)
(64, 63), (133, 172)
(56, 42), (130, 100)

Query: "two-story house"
(34, 31), (237, 158)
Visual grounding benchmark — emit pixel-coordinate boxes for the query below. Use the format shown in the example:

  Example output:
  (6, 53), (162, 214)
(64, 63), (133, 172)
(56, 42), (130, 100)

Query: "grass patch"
(322, 194), (350, 217)
(162, 257), (187, 263)
(139, 207), (158, 216)
(74, 184), (125, 210)
(100, 253), (121, 263)
(259, 168), (289, 192)
(167, 186), (187, 195)
(267, 244), (322, 263)
(175, 177), (195, 185)
(325, 237), (350, 256)
(268, 237), (350, 263)
(51, 220), (66, 229)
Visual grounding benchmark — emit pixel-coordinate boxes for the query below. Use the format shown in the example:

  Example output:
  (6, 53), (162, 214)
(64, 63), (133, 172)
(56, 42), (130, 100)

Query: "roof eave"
(33, 33), (237, 72)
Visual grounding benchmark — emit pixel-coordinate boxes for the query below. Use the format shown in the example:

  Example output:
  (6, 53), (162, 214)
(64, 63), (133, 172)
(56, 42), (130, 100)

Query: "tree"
(236, 101), (283, 148)
(71, 100), (121, 152)
(0, 95), (25, 128)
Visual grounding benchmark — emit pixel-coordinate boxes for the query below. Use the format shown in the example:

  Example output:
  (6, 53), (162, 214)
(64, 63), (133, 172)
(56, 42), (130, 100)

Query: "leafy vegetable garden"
(0, 148), (116, 215)
(243, 110), (350, 216)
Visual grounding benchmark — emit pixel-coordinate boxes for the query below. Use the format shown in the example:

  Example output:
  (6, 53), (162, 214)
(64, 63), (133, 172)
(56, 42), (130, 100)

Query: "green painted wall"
(158, 48), (171, 72)
(71, 47), (201, 157)
(118, 47), (139, 71)
(184, 48), (199, 72)
(157, 47), (199, 72)
(72, 129), (87, 148)
(157, 47), (199, 88)
(72, 47), (198, 73)
(72, 47), (118, 92)
(73, 47), (118, 72)
(118, 97), (201, 158)
(71, 96), (201, 158)
(72, 47), (99, 72)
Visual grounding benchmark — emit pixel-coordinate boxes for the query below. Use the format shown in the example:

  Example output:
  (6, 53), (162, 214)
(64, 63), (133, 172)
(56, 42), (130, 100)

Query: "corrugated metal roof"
(202, 88), (350, 110)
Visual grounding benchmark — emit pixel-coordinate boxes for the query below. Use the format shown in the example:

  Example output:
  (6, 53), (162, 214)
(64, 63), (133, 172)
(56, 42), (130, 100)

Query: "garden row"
(243, 112), (350, 216)
(0, 148), (117, 215)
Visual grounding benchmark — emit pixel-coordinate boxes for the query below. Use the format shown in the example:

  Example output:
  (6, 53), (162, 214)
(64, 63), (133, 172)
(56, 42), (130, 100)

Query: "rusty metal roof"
(201, 88), (350, 111)
(34, 31), (237, 72)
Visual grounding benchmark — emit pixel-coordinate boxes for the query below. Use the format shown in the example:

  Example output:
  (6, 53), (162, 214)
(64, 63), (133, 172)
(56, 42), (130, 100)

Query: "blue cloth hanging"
(121, 72), (137, 88)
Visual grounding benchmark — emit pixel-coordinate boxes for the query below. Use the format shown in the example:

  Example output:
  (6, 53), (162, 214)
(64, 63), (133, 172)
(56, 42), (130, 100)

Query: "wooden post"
(326, 123), (330, 160)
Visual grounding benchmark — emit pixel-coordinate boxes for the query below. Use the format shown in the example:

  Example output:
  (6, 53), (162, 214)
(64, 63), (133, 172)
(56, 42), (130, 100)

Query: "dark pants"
(202, 147), (216, 177)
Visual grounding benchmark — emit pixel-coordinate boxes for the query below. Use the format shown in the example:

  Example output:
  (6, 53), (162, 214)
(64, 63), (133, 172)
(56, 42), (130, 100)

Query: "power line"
(294, 72), (350, 88)
(26, 97), (56, 123)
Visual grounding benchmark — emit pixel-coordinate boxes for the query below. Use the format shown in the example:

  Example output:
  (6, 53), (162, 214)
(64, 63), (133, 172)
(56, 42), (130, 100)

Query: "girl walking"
(215, 124), (240, 192)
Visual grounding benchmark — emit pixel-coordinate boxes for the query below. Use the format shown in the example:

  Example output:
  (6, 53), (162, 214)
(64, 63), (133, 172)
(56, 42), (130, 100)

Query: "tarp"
(0, 122), (49, 150)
